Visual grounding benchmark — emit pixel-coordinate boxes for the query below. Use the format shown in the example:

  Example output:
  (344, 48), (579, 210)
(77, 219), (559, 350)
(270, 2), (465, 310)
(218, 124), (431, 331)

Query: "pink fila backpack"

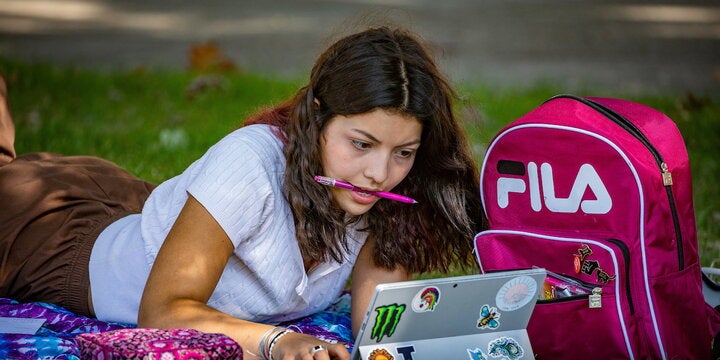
(473, 95), (720, 359)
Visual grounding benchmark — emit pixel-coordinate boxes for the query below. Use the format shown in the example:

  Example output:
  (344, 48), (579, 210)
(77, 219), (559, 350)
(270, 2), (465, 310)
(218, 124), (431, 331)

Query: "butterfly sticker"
(477, 304), (500, 329)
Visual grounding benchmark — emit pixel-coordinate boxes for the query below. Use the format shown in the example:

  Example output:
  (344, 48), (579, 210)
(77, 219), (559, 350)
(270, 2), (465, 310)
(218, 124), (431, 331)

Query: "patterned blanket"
(0, 293), (354, 359)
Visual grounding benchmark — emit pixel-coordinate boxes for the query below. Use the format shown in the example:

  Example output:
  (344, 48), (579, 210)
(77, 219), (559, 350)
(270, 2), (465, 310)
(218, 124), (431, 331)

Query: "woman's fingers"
(272, 332), (349, 360)
(326, 342), (350, 360)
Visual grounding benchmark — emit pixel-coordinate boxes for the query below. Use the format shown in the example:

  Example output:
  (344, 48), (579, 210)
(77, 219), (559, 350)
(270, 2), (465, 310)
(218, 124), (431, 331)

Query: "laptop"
(350, 268), (546, 360)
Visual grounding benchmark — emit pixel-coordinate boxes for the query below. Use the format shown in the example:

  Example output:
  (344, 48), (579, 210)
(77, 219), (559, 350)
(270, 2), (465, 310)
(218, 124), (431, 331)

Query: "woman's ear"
(313, 98), (321, 107)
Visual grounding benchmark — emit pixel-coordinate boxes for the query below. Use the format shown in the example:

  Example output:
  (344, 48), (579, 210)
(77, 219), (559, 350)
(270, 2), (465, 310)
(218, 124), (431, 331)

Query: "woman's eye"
(352, 139), (371, 150)
(397, 149), (416, 158)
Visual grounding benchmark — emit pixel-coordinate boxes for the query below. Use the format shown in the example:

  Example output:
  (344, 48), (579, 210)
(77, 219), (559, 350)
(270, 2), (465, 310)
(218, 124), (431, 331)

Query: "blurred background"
(1, 0), (719, 94)
(0, 0), (719, 265)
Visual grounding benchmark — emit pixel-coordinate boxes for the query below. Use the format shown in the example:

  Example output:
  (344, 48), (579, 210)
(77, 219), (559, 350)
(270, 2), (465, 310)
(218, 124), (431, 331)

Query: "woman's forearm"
(138, 297), (272, 357)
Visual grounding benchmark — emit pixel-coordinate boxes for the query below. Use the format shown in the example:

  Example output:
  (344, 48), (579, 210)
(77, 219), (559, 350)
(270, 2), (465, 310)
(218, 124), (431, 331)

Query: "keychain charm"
(589, 287), (602, 308)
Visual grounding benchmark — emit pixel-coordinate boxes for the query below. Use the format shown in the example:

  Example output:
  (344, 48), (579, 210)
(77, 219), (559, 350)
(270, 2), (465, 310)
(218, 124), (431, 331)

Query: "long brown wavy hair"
(245, 26), (485, 274)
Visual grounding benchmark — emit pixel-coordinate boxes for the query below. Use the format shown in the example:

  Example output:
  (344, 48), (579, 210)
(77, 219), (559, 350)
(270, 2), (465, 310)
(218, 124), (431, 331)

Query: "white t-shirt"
(89, 124), (367, 324)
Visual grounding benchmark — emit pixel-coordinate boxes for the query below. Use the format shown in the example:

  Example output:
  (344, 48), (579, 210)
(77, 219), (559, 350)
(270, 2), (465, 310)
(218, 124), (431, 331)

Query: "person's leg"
(0, 75), (16, 165)
(0, 154), (155, 317)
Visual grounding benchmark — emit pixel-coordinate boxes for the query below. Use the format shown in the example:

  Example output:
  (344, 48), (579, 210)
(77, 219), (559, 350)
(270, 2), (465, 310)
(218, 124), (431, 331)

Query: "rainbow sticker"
(411, 286), (441, 312)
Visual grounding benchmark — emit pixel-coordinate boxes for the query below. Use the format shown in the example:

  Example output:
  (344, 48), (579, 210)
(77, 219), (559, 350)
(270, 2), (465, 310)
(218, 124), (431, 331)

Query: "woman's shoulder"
(165, 124), (285, 194)
(224, 124), (282, 147)
(207, 124), (284, 163)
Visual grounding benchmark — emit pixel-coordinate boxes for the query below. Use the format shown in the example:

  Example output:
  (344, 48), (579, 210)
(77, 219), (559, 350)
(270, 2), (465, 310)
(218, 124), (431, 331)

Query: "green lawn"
(2, 57), (718, 269)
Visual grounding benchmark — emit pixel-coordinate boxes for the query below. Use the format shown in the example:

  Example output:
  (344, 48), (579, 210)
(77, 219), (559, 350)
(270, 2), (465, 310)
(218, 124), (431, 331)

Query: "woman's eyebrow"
(351, 128), (379, 142)
(351, 128), (421, 147)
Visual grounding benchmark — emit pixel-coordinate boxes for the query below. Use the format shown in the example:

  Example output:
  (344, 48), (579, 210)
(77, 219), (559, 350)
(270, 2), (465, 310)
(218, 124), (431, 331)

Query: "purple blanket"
(0, 294), (354, 359)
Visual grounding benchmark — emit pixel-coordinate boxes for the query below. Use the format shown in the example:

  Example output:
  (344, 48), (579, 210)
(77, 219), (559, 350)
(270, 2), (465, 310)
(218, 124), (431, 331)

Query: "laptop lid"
(350, 268), (546, 360)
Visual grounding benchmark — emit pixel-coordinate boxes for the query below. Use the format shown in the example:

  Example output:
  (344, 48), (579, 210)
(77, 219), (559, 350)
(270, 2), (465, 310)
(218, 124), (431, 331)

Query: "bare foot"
(0, 74), (6, 99)
(0, 73), (16, 164)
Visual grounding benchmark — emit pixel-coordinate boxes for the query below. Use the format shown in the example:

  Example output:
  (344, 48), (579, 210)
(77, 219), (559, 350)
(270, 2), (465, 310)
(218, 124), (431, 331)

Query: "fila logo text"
(496, 161), (612, 214)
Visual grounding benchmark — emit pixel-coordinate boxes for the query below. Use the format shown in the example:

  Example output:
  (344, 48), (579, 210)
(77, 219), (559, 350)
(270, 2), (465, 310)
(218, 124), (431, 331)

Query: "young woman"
(0, 26), (484, 359)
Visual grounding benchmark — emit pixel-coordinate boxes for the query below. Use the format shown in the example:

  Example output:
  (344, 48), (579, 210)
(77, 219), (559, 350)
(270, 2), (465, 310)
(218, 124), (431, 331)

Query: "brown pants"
(0, 79), (155, 317)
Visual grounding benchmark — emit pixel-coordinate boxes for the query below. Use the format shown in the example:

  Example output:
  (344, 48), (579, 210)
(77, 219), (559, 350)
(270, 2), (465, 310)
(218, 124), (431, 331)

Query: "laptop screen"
(351, 268), (545, 360)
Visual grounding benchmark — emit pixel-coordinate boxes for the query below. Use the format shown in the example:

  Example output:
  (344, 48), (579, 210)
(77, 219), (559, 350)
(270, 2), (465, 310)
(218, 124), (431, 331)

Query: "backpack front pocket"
(474, 230), (638, 359)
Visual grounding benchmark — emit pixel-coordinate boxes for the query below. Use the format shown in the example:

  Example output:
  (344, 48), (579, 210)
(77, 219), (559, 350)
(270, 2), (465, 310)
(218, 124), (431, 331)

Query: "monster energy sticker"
(371, 303), (406, 342)
(488, 337), (524, 360)
(411, 286), (440, 313)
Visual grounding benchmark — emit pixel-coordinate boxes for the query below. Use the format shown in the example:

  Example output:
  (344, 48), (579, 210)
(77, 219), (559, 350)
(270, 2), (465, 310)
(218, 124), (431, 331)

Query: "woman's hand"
(269, 331), (349, 360)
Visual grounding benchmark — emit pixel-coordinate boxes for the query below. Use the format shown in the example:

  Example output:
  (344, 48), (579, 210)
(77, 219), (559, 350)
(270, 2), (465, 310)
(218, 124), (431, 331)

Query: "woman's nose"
(363, 152), (390, 186)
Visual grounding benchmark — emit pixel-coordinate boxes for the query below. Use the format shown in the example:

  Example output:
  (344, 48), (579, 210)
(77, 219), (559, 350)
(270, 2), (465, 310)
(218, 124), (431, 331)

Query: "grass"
(1, 57), (718, 269)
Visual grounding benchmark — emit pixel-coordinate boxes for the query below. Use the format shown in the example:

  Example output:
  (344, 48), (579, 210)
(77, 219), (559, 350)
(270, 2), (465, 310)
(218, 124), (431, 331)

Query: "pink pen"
(313, 176), (418, 204)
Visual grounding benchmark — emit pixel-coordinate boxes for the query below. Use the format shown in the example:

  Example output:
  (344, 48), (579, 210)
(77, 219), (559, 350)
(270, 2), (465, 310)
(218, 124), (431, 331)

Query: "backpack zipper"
(548, 94), (685, 270)
(606, 238), (634, 314)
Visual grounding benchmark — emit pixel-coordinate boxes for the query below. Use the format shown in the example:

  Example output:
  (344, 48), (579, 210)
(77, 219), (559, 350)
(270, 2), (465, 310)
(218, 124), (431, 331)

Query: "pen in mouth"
(313, 175), (417, 204)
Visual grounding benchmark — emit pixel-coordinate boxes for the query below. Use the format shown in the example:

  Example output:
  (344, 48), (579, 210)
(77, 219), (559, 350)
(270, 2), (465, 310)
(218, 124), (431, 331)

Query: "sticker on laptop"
(476, 304), (501, 329)
(467, 347), (488, 360)
(495, 275), (537, 311)
(368, 348), (394, 360)
(488, 337), (524, 360)
(371, 303), (406, 342)
(411, 286), (441, 313)
(395, 346), (415, 360)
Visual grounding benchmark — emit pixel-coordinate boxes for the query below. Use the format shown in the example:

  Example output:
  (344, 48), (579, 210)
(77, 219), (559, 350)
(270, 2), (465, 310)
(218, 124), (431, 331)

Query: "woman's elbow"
(136, 299), (157, 327)
(136, 293), (171, 327)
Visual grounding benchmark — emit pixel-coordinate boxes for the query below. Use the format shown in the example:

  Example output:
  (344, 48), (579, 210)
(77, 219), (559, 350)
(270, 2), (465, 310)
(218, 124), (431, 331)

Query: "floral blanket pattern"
(0, 293), (354, 359)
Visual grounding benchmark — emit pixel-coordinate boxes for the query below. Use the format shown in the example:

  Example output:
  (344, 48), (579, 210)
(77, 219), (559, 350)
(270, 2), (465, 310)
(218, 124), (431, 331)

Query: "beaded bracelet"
(258, 327), (287, 360)
(258, 327), (295, 360)
(267, 328), (294, 360)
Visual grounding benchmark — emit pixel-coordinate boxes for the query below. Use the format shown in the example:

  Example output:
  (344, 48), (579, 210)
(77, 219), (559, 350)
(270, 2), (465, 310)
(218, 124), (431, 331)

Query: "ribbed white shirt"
(89, 125), (367, 324)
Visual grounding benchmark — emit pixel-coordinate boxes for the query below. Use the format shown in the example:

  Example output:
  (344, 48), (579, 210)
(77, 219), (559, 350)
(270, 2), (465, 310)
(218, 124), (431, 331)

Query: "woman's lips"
(349, 189), (378, 205)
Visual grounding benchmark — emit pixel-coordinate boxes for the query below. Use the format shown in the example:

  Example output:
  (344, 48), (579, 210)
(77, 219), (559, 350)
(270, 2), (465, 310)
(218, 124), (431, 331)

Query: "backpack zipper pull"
(661, 162), (673, 186)
(589, 287), (602, 308)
